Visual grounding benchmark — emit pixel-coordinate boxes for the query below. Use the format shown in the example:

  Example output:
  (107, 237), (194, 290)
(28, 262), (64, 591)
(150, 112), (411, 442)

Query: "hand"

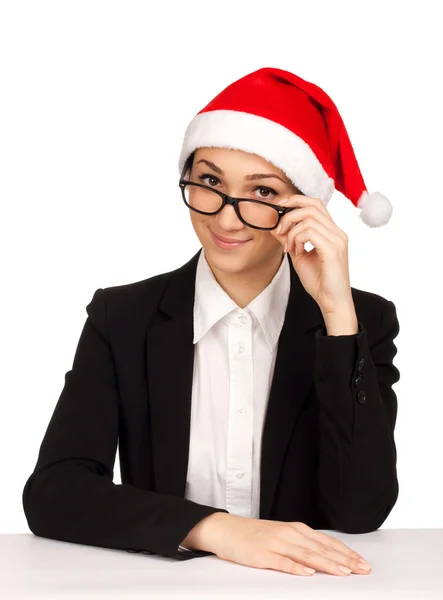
(186, 513), (372, 577)
(271, 195), (353, 315)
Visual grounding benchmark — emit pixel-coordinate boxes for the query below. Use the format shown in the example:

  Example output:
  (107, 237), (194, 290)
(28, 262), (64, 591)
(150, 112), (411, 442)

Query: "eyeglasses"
(178, 177), (299, 231)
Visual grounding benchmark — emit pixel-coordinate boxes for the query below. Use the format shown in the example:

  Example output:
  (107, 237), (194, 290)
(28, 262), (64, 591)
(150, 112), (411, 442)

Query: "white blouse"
(179, 248), (290, 551)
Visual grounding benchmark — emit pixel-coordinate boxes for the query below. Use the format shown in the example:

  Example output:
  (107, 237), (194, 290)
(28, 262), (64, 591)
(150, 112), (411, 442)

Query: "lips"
(212, 232), (251, 243)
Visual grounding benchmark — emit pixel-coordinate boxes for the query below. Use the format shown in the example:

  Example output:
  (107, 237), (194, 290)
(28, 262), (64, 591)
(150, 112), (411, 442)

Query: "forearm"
(314, 316), (399, 533)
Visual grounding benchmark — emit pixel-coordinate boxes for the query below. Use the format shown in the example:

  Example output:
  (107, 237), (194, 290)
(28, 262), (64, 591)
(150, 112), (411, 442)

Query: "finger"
(264, 552), (316, 577)
(279, 542), (365, 577)
(284, 215), (345, 246)
(283, 224), (306, 256)
(287, 536), (372, 575)
(278, 194), (334, 224)
(286, 220), (342, 255)
(277, 206), (335, 237)
(291, 522), (362, 559)
(297, 195), (333, 221)
(283, 228), (306, 256)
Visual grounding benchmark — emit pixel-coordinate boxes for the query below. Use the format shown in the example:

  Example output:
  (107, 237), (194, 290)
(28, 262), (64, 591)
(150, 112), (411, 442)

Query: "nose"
(215, 203), (246, 231)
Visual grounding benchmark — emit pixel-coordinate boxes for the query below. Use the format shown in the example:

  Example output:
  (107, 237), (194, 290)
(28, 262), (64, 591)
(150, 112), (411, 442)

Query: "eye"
(197, 174), (279, 202)
(253, 186), (279, 201)
(198, 174), (220, 186)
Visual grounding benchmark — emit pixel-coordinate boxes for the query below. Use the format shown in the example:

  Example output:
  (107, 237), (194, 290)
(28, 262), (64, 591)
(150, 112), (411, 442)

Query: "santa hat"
(178, 67), (392, 228)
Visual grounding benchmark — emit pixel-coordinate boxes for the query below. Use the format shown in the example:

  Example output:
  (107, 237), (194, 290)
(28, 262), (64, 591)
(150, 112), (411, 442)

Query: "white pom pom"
(357, 191), (393, 228)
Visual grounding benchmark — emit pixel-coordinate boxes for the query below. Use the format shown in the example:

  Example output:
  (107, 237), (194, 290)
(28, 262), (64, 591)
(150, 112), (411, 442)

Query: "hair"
(182, 151), (196, 179)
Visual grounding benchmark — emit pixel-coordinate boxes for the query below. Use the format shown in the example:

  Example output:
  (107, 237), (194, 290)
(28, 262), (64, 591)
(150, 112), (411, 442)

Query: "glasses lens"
(183, 184), (279, 229)
(183, 184), (224, 214)
(237, 200), (279, 229)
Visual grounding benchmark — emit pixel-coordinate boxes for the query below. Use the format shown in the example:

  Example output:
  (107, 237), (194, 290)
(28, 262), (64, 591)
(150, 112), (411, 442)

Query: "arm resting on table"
(22, 288), (228, 561)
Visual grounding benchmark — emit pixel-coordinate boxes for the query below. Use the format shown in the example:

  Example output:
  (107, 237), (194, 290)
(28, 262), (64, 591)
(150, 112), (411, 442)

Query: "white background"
(1, 0), (442, 532)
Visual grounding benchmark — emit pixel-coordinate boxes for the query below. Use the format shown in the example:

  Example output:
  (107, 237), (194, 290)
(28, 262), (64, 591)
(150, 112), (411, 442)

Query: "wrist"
(321, 304), (358, 336)
(181, 512), (234, 552)
(324, 316), (359, 336)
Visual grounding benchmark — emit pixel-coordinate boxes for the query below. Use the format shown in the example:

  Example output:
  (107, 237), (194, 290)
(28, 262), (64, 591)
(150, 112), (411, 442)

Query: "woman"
(22, 67), (400, 578)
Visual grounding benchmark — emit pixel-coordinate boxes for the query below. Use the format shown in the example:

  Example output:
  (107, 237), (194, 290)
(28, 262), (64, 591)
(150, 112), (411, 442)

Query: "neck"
(206, 251), (285, 309)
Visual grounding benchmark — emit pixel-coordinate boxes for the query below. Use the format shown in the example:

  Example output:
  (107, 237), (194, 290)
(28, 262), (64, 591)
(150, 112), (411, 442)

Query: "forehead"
(193, 147), (284, 174)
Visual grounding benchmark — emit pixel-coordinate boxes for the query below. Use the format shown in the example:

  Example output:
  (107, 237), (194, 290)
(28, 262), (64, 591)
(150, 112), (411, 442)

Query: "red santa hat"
(178, 67), (393, 228)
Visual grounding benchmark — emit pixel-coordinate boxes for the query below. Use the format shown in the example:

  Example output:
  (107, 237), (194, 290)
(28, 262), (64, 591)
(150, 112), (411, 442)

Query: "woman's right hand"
(187, 512), (372, 577)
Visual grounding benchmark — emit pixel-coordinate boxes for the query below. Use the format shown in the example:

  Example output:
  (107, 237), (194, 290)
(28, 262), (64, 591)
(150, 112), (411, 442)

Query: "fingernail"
(302, 567), (315, 574)
(276, 224), (282, 234)
(276, 199), (286, 205)
(338, 565), (352, 574)
(358, 560), (372, 570)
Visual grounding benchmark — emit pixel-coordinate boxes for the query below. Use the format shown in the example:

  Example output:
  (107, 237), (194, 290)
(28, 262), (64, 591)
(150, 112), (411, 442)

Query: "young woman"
(22, 67), (400, 578)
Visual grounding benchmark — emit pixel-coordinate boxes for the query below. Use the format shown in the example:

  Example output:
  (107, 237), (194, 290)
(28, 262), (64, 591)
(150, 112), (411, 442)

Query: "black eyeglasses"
(178, 167), (299, 231)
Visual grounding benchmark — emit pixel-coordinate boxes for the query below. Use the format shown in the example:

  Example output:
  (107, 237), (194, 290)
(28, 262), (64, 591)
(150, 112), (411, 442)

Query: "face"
(186, 147), (300, 278)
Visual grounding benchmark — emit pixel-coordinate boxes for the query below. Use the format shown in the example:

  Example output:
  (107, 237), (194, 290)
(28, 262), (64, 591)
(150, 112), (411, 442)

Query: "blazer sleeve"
(22, 288), (228, 561)
(313, 299), (400, 533)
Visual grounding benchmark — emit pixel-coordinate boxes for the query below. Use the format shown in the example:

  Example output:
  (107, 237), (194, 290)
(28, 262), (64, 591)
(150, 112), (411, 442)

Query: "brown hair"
(182, 151), (196, 179)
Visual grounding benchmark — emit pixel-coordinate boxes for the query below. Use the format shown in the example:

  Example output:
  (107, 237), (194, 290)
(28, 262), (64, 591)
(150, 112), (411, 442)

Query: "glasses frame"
(178, 164), (299, 231)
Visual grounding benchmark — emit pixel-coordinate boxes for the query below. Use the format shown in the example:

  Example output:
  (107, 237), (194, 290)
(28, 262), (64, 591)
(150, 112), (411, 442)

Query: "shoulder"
(351, 286), (395, 313)
(85, 261), (185, 326)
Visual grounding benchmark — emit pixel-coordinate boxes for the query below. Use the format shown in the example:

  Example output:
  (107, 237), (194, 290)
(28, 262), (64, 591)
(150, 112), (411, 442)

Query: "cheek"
(189, 211), (204, 228)
(189, 212), (210, 239)
(246, 232), (280, 257)
(259, 231), (280, 249)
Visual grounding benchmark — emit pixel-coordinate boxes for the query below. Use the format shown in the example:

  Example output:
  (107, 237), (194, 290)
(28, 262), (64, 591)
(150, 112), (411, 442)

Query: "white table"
(3, 529), (442, 599)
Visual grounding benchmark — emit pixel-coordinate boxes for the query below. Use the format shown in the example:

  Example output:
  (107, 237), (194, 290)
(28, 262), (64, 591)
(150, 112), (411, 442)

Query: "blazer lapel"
(259, 259), (324, 518)
(146, 249), (325, 519)
(146, 251), (200, 501)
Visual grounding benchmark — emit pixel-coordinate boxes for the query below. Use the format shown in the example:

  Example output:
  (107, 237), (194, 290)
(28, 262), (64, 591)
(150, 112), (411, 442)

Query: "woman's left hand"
(270, 194), (353, 315)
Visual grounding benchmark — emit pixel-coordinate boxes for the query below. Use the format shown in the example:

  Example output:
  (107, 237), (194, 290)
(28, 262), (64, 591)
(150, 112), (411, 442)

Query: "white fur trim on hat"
(178, 110), (335, 204)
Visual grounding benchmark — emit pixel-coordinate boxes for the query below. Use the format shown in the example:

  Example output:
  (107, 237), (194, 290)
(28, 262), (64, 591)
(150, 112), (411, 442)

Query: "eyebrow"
(195, 159), (289, 185)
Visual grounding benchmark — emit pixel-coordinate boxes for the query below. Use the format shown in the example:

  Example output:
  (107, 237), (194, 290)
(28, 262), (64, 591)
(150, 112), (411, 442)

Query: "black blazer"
(22, 248), (400, 561)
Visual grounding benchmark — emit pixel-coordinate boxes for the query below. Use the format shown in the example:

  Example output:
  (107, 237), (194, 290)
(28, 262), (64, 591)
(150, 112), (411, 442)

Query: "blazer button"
(126, 549), (141, 553)
(354, 374), (362, 387)
(141, 550), (155, 555)
(357, 390), (366, 403)
(358, 358), (365, 371)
